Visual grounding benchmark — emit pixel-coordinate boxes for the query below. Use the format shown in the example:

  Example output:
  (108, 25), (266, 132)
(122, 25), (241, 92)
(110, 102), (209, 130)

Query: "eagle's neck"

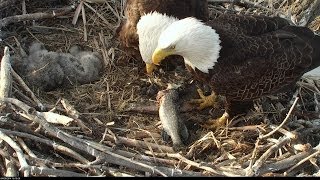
(182, 29), (221, 74)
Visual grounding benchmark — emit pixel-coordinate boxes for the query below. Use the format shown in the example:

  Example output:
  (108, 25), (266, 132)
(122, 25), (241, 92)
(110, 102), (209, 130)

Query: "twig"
(165, 153), (235, 176)
(125, 102), (195, 114)
(125, 103), (158, 114)
(0, 128), (90, 164)
(2, 97), (172, 176)
(11, 69), (44, 111)
(26, 155), (102, 176)
(81, 2), (88, 42)
(284, 146), (320, 176)
(269, 125), (297, 140)
(0, 47), (12, 99)
(246, 138), (261, 176)
(0, 130), (30, 176)
(26, 166), (88, 177)
(228, 125), (265, 131)
(105, 0), (120, 21)
(12, 86), (36, 107)
(97, 33), (109, 68)
(83, 2), (113, 30)
(29, 155), (202, 177)
(5, 158), (18, 177)
(39, 111), (74, 125)
(260, 97), (299, 139)
(60, 98), (80, 119)
(251, 136), (291, 176)
(103, 134), (174, 153)
(0, 6), (74, 29)
(186, 132), (220, 159)
(72, 1), (82, 25)
(258, 150), (316, 175)
(0, 114), (46, 139)
(1, 98), (35, 114)
(0, 148), (18, 177)
(78, 137), (169, 176)
(106, 81), (112, 111)
(94, 144), (178, 167)
(0, 124), (181, 176)
(16, 137), (37, 158)
(21, 0), (26, 19)
(60, 98), (92, 134)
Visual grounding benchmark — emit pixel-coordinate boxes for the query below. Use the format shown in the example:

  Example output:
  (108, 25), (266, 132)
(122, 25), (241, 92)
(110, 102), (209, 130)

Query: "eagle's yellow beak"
(146, 63), (156, 74)
(152, 48), (175, 65)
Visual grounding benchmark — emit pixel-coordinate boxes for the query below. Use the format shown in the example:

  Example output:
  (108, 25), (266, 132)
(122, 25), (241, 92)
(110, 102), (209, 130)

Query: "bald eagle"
(138, 12), (320, 127)
(116, 0), (208, 74)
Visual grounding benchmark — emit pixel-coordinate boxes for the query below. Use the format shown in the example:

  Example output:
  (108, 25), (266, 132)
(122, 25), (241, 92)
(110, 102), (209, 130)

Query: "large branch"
(0, 6), (74, 29)
(0, 47), (12, 99)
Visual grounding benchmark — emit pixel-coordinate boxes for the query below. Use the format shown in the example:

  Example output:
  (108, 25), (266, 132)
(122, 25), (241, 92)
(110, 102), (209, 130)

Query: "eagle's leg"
(203, 100), (254, 130)
(189, 89), (218, 110)
(202, 111), (230, 129)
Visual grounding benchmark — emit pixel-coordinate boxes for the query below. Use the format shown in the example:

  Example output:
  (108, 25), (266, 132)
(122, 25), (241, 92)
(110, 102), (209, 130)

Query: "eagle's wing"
(212, 56), (297, 101)
(210, 26), (318, 101)
(209, 14), (290, 36)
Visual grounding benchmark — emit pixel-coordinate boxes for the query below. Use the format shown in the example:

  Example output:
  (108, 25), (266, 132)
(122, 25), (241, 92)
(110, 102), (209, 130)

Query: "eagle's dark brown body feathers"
(187, 14), (320, 117)
(117, 0), (209, 59)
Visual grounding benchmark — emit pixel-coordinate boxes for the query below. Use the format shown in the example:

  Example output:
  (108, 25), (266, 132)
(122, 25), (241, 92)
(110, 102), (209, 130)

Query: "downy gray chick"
(12, 42), (103, 91)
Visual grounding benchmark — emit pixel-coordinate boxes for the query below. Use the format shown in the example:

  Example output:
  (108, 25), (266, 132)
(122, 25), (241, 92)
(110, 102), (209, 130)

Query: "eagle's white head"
(137, 12), (178, 73)
(152, 16), (221, 73)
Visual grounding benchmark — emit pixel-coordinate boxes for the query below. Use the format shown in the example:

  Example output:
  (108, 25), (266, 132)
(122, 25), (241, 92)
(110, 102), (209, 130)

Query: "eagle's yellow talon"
(189, 89), (217, 110)
(202, 112), (229, 130)
(197, 89), (206, 99)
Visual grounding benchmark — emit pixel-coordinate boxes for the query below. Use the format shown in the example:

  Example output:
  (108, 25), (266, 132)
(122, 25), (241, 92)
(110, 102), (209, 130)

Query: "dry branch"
(0, 130), (30, 176)
(260, 97), (299, 139)
(285, 145), (320, 176)
(125, 101), (195, 114)
(72, 1), (83, 25)
(60, 98), (91, 134)
(250, 136), (292, 176)
(83, 2), (114, 30)
(167, 153), (233, 176)
(0, 148), (18, 177)
(11, 69), (44, 111)
(102, 134), (175, 153)
(4, 158), (17, 177)
(16, 138), (37, 158)
(1, 97), (200, 176)
(0, 128), (90, 164)
(26, 166), (88, 177)
(258, 150), (317, 175)
(0, 6), (74, 29)
(0, 47), (12, 99)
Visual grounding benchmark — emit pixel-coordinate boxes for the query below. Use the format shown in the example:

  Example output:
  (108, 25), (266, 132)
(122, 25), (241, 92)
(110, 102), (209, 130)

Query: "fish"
(157, 84), (189, 151)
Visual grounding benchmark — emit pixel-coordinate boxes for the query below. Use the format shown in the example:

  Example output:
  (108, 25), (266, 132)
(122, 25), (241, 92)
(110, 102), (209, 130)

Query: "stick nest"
(0, 0), (320, 177)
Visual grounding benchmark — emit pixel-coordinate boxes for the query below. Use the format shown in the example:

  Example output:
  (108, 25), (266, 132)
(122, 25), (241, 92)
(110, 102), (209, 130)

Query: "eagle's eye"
(168, 45), (175, 50)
